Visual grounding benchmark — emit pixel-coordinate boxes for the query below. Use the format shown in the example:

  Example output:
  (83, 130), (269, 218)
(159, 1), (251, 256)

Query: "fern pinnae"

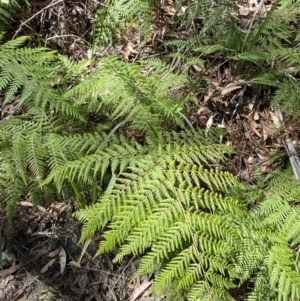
(27, 131), (45, 184)
(77, 195), (117, 240)
(153, 245), (199, 289)
(118, 212), (189, 264)
(267, 243), (300, 301)
(73, 128), (248, 299)
(5, 176), (27, 218)
(12, 131), (28, 184)
(286, 214), (300, 245)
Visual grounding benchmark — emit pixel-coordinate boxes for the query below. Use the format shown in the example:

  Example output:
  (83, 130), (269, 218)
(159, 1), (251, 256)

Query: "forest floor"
(1, 0), (300, 300)
(0, 200), (164, 301)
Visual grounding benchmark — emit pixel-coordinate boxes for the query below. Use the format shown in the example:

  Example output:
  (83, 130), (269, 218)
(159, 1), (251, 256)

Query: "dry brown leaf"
(192, 65), (203, 72)
(129, 280), (153, 301)
(48, 248), (61, 258)
(36, 206), (48, 214)
(238, 6), (250, 16)
(49, 203), (68, 215)
(260, 164), (272, 172)
(1, 104), (16, 118)
(204, 87), (216, 102)
(211, 78), (220, 87)
(262, 125), (268, 141)
(19, 201), (34, 207)
(40, 258), (56, 274)
(259, 110), (270, 119)
(59, 247), (67, 274)
(257, 153), (268, 161)
(12, 288), (24, 301)
(221, 83), (242, 95)
(131, 261), (137, 275)
(3, 274), (14, 287)
(69, 261), (81, 268)
(206, 115), (214, 129)
(39, 287), (59, 301)
(246, 156), (254, 173)
(264, 124), (279, 137)
(253, 111), (260, 120)
(238, 170), (250, 181)
(0, 264), (21, 278)
(249, 120), (261, 137)
(269, 111), (281, 128)
(32, 231), (58, 238)
(19, 202), (48, 215)
(163, 6), (176, 15)
(121, 43), (138, 61)
(197, 106), (211, 115)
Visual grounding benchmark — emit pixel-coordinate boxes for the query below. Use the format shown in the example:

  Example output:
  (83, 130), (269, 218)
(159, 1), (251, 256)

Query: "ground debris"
(0, 201), (164, 301)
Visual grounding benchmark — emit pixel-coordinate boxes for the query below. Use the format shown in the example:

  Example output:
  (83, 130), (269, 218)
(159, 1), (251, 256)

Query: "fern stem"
(177, 112), (195, 130)
(59, 151), (85, 208)
(100, 117), (158, 149)
(243, 0), (278, 52)
(69, 178), (85, 209)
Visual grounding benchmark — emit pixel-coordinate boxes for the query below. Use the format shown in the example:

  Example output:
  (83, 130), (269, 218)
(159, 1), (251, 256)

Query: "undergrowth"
(0, 0), (300, 300)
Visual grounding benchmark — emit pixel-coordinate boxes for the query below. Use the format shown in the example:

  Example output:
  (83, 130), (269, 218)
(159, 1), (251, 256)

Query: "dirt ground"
(0, 202), (165, 301)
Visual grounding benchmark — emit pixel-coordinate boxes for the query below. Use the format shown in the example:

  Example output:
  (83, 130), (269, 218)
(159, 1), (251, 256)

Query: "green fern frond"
(228, 51), (268, 64)
(193, 44), (227, 55)
(44, 133), (149, 189)
(74, 122), (300, 300)
(246, 164), (300, 300)
(166, 39), (191, 48)
(0, 5), (13, 36)
(0, 0), (23, 37)
(272, 79), (300, 118)
(64, 56), (188, 132)
(246, 266), (276, 301)
(75, 129), (247, 299)
(94, 0), (153, 46)
(5, 178), (26, 218)
(267, 243), (300, 301)
(0, 37), (82, 118)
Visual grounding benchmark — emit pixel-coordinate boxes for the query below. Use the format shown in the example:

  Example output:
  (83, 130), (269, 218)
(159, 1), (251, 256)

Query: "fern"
(167, 0), (300, 117)
(0, 0), (20, 38)
(1, 1), (300, 300)
(246, 168), (300, 301)
(75, 129), (249, 300)
(73, 1), (300, 294)
(94, 0), (154, 46)
(74, 128), (300, 300)
(0, 36), (193, 217)
(64, 56), (189, 134)
(0, 37), (84, 118)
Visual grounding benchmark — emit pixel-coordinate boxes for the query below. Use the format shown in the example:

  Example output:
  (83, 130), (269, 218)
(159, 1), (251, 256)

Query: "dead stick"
(273, 105), (300, 179)
(13, 0), (64, 39)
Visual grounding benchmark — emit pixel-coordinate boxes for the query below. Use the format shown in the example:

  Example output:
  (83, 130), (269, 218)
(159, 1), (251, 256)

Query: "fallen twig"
(13, 0), (64, 39)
